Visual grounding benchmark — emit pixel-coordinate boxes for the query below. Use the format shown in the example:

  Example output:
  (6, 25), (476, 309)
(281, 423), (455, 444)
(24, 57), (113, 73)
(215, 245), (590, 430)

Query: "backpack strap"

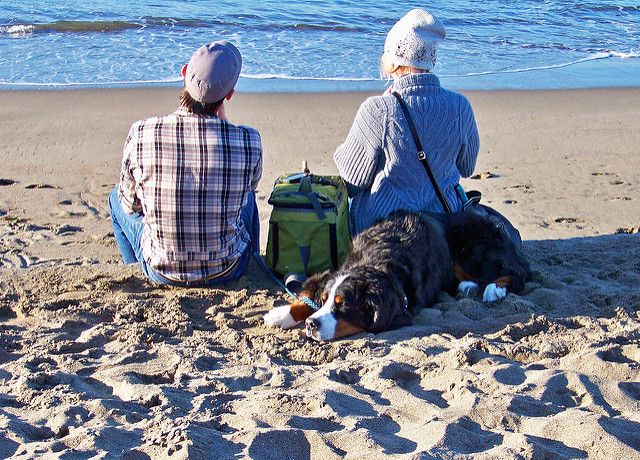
(329, 223), (338, 269)
(269, 222), (280, 269)
(298, 175), (326, 219)
(391, 91), (452, 214)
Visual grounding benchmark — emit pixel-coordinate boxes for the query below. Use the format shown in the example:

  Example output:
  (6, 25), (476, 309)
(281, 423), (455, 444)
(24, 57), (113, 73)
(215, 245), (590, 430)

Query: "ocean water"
(0, 0), (639, 91)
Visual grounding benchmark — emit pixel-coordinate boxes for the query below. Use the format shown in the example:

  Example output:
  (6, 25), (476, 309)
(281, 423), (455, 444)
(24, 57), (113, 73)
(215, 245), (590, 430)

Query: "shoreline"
(3, 54), (640, 93)
(2, 81), (640, 94)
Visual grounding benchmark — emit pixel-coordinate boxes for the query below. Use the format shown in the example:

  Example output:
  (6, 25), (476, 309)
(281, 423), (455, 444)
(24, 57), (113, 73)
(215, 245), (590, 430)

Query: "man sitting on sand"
(109, 41), (262, 286)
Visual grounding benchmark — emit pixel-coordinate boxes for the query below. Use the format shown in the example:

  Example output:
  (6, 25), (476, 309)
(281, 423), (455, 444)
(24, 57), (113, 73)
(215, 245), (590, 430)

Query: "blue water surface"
(0, 1), (639, 91)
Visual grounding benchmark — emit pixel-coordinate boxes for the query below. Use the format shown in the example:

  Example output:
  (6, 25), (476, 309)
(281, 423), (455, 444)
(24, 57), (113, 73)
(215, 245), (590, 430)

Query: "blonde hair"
(380, 57), (429, 80)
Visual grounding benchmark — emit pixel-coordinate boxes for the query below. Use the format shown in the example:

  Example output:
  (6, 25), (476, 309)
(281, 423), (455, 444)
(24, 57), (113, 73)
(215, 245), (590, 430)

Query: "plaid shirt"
(118, 109), (262, 282)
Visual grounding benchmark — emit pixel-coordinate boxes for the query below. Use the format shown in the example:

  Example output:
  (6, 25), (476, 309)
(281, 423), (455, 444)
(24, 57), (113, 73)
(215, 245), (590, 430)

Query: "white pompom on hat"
(381, 9), (446, 72)
(184, 40), (242, 104)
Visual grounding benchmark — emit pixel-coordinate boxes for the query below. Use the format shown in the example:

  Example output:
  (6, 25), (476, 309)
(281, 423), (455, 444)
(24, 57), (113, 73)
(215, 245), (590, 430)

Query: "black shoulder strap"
(391, 92), (452, 214)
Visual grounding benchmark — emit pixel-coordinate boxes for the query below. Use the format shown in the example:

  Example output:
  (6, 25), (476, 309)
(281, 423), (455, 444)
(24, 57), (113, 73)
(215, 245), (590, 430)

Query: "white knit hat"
(381, 9), (446, 72)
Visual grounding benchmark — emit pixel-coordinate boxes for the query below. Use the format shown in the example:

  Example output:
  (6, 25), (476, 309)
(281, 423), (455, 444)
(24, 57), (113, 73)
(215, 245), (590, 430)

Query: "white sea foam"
(240, 73), (374, 82)
(0, 74), (375, 89)
(1, 47), (636, 90)
(442, 51), (640, 79)
(0, 77), (182, 88)
(608, 50), (640, 59)
(0, 25), (36, 35)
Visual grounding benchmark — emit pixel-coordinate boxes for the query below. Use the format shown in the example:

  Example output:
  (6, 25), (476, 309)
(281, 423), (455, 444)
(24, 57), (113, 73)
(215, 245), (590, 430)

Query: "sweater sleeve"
(455, 96), (480, 178)
(333, 97), (385, 195)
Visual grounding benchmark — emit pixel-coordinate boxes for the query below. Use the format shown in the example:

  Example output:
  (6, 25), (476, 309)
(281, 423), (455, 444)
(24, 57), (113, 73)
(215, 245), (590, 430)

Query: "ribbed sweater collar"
(392, 72), (441, 94)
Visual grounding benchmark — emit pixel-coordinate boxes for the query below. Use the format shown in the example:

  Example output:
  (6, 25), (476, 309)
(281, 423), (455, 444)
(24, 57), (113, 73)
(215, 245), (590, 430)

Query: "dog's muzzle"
(305, 314), (334, 341)
(305, 311), (366, 341)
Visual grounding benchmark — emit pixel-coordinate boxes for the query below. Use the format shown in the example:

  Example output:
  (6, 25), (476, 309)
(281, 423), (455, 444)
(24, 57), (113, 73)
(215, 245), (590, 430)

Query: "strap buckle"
(417, 151), (427, 161)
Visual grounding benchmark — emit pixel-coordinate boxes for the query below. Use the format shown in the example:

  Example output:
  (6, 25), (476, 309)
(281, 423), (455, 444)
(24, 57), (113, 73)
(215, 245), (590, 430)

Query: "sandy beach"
(1, 87), (639, 458)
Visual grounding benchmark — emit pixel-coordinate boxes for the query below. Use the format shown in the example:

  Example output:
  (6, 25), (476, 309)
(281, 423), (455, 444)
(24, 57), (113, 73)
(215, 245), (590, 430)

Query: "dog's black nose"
(305, 317), (319, 332)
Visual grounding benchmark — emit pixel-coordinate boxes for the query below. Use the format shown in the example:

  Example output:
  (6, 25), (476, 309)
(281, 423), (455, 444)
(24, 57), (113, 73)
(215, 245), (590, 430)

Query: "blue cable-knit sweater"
(334, 73), (480, 234)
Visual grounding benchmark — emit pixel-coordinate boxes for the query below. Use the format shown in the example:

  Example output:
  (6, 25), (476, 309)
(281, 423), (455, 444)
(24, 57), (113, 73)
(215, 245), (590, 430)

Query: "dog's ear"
(362, 277), (413, 332)
(493, 237), (531, 294)
(505, 258), (531, 294)
(300, 270), (331, 302)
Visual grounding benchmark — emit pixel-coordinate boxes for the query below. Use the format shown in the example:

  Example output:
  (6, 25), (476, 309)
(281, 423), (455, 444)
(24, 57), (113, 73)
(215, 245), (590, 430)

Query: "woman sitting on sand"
(334, 8), (480, 235)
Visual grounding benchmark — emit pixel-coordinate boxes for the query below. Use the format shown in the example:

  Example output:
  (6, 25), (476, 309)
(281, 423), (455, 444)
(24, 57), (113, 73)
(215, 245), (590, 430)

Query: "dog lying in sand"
(264, 210), (531, 341)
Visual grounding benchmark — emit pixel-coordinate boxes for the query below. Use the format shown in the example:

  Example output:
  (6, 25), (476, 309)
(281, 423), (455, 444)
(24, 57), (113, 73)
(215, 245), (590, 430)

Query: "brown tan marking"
(333, 318), (366, 340)
(289, 290), (317, 322)
(454, 263), (473, 281)
(494, 276), (512, 288)
(289, 302), (314, 322)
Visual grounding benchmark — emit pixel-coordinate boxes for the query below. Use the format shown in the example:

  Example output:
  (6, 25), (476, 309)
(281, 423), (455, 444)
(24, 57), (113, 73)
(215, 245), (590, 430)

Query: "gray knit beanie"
(381, 9), (446, 71)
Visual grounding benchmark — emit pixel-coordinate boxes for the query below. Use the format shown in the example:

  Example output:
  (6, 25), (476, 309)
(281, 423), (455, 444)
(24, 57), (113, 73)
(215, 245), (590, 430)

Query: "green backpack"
(266, 172), (351, 277)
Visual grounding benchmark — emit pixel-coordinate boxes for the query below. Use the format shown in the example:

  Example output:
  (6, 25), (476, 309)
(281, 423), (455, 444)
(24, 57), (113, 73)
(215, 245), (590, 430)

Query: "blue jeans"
(108, 186), (259, 286)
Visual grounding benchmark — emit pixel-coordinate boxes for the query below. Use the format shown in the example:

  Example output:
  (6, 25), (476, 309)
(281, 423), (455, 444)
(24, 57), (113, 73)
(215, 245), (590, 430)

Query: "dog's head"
(301, 267), (413, 341)
(448, 213), (531, 293)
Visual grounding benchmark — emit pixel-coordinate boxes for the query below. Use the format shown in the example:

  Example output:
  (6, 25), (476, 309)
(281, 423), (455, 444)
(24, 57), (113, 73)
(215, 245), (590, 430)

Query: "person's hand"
(216, 102), (227, 121)
(383, 84), (394, 95)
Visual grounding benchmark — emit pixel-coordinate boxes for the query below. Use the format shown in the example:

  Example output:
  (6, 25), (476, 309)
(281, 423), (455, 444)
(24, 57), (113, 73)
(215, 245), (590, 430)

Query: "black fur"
(303, 210), (457, 333)
(434, 210), (531, 293)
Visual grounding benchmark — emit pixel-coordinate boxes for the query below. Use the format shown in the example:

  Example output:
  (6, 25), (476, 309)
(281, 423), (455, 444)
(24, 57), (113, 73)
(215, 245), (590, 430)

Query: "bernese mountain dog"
(264, 210), (531, 341)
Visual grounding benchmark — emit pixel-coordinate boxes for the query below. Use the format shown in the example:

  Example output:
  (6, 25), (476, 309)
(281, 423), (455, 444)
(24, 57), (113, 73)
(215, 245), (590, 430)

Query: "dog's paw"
(458, 280), (479, 296)
(263, 305), (302, 329)
(483, 283), (507, 302)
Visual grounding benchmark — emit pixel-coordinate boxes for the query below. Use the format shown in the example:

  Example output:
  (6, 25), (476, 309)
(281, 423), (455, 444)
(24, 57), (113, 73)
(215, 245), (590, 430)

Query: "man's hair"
(180, 88), (225, 116)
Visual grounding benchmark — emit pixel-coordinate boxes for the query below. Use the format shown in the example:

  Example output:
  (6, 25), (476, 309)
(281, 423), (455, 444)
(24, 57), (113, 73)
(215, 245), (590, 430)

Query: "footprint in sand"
(78, 197), (104, 218)
(542, 217), (587, 230)
(56, 194), (106, 219)
(327, 366), (363, 385)
(619, 381), (640, 401)
(0, 252), (39, 269)
(25, 183), (58, 189)
(597, 345), (638, 365)
(554, 217), (584, 224)
(504, 184), (534, 194)
(56, 211), (88, 218)
(53, 225), (83, 236)
(591, 172), (627, 186)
